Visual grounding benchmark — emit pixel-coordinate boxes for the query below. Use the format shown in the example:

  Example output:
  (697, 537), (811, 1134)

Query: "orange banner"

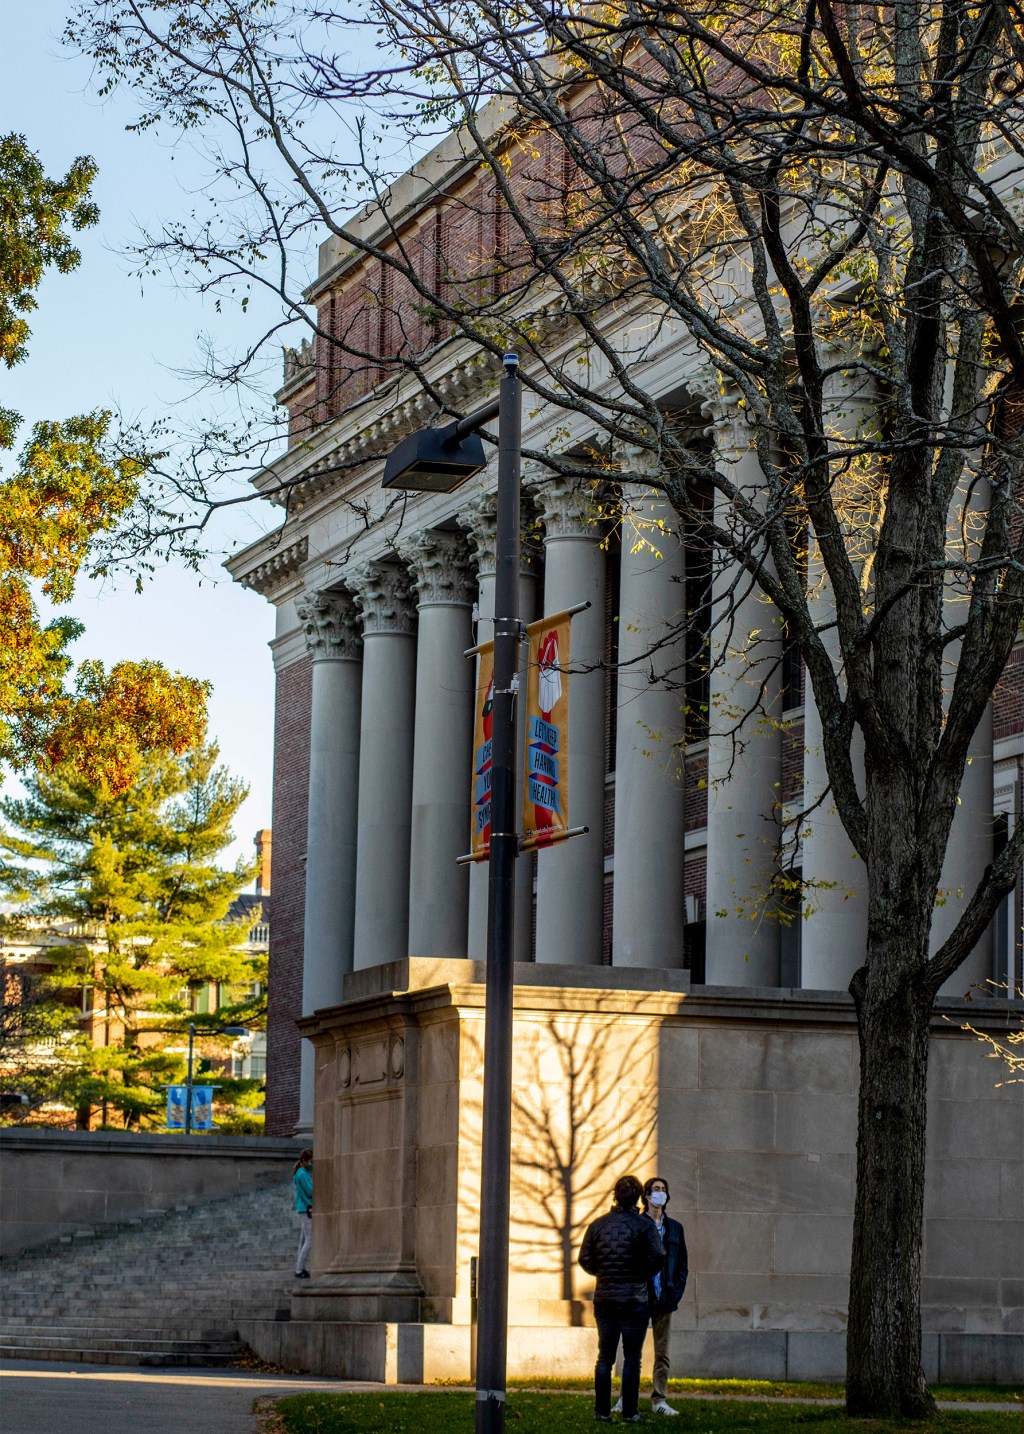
(469, 641), (495, 862)
(521, 610), (573, 853)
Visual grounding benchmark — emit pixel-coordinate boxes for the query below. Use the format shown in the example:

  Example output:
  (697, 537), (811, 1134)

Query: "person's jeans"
(294, 1210), (312, 1275)
(594, 1299), (650, 1418)
(650, 1311), (672, 1401)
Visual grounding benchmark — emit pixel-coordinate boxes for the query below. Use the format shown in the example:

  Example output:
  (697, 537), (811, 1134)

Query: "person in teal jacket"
(292, 1149), (313, 1279)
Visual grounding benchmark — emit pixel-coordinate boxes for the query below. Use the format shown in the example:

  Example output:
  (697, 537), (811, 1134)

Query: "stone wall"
(0, 1129), (305, 1254)
(278, 960), (1023, 1382)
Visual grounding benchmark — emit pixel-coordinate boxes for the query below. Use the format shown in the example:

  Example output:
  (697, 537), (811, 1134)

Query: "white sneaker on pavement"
(651, 1401), (679, 1416)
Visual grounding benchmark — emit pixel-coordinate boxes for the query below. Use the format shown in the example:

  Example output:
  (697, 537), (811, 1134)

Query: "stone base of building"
(236, 1317), (1024, 1386)
(290, 959), (1022, 1389)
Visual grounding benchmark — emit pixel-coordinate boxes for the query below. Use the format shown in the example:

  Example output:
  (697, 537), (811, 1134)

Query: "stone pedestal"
(289, 959), (1021, 1385)
(402, 531), (474, 958)
(351, 562), (418, 970)
(612, 478), (687, 967)
(294, 590), (362, 1133)
(533, 478), (606, 965)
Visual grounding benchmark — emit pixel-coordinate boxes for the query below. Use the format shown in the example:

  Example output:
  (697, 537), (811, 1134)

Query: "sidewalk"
(0, 1359), (368, 1434)
(3, 1358), (1019, 1433)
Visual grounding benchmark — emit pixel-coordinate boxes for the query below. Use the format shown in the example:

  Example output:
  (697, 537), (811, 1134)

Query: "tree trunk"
(847, 958), (937, 1419)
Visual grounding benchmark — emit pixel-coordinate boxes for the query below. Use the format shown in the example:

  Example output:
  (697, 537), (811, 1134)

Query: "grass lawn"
(505, 1380), (1018, 1404)
(267, 1391), (1022, 1434)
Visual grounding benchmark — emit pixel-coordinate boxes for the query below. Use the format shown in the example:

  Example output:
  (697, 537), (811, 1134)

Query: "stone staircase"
(0, 1180), (297, 1366)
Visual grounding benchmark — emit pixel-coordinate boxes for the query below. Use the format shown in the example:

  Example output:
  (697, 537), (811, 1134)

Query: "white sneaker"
(652, 1401), (679, 1416)
(611, 1398), (623, 1413)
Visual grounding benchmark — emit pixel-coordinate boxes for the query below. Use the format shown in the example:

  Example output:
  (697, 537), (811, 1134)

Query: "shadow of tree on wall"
(505, 1013), (660, 1326)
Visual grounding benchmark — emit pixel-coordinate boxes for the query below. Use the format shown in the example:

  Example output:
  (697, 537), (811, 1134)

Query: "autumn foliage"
(0, 134), (207, 791)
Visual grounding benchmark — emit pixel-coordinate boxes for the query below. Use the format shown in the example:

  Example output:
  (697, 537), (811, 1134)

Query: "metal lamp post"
(384, 353), (522, 1434)
(184, 1020), (250, 1135)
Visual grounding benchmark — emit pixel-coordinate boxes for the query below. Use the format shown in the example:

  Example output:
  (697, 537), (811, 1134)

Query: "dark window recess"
(779, 869), (803, 988)
(685, 922), (707, 984)
(684, 470), (713, 743)
(992, 813), (1011, 989)
(604, 532), (621, 775)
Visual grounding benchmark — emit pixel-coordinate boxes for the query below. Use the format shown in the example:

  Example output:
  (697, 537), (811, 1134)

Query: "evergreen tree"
(0, 743), (264, 1128)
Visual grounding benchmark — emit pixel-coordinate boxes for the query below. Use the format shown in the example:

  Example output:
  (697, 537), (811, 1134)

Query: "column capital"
(296, 589), (362, 662)
(532, 474), (602, 542)
(350, 560), (418, 636)
(460, 494), (499, 577)
(693, 365), (756, 455)
(400, 529), (473, 607)
(460, 493), (539, 580)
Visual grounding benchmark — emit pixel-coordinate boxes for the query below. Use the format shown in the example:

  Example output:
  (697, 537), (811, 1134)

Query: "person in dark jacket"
(641, 1176), (688, 1415)
(579, 1174), (665, 1422)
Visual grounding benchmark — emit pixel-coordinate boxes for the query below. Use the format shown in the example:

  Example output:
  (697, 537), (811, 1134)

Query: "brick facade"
(265, 655), (312, 1136)
(994, 642), (1023, 743)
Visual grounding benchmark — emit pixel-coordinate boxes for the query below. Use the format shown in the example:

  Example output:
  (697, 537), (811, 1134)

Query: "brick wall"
(265, 655), (313, 1136)
(684, 746), (708, 831)
(994, 643), (1023, 742)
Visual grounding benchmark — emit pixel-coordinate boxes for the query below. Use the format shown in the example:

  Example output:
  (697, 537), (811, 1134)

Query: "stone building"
(226, 112), (1023, 1381)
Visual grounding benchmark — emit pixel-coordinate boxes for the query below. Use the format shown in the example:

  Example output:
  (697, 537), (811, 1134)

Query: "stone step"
(0, 1320), (235, 1339)
(0, 1342), (242, 1367)
(0, 1330), (243, 1355)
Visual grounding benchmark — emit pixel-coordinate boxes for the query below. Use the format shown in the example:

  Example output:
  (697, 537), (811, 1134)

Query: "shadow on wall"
(461, 1011), (660, 1327)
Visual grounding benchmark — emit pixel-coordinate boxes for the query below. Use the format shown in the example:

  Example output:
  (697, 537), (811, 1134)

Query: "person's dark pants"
(593, 1299), (650, 1418)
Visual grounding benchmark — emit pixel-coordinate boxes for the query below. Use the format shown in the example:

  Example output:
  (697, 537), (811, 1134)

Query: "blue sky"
(3, 8), (291, 871)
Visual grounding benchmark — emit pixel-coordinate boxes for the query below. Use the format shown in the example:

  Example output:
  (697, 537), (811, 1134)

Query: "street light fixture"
(385, 354), (522, 1434)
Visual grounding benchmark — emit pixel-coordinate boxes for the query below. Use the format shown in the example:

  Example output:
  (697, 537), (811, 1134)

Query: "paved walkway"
(0, 1359), (370, 1434)
(2, 1359), (1019, 1432)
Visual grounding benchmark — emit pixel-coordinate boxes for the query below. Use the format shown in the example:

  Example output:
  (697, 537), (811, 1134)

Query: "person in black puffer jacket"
(579, 1174), (665, 1423)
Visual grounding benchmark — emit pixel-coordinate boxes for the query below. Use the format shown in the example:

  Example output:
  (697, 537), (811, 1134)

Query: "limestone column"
(532, 477), (607, 965)
(294, 590), (362, 1135)
(702, 398), (785, 986)
(350, 561), (418, 970)
(462, 496), (537, 962)
(935, 706), (994, 994)
(401, 529), (475, 957)
(800, 369), (874, 989)
(936, 471), (995, 993)
(612, 470), (687, 967)
(800, 655), (868, 989)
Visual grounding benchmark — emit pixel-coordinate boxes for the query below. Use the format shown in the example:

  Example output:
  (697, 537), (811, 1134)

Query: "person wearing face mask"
(579, 1174), (665, 1423)
(614, 1176), (688, 1415)
(640, 1176), (688, 1415)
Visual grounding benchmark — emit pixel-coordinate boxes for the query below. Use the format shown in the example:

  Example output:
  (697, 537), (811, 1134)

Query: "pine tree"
(0, 743), (264, 1128)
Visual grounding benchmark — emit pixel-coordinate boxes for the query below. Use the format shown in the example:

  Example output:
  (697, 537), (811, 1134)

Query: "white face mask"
(648, 1190), (668, 1208)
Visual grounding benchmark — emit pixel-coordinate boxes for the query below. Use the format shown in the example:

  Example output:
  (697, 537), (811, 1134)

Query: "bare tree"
(67, 0), (1024, 1416)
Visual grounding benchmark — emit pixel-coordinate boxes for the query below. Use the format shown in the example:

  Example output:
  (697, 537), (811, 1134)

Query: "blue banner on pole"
(190, 1087), (215, 1130)
(166, 1086), (187, 1129)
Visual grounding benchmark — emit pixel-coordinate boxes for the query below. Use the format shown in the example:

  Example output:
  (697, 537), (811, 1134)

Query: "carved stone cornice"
(531, 474), (603, 542)
(400, 529), (473, 608)
(236, 536), (309, 597)
(296, 589), (362, 661)
(350, 560), (418, 637)
(269, 358), (491, 509)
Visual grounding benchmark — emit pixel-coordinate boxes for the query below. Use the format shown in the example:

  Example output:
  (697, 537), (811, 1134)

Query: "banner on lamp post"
(166, 1086), (187, 1129)
(469, 640), (495, 862)
(521, 610), (574, 853)
(190, 1087), (215, 1130)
